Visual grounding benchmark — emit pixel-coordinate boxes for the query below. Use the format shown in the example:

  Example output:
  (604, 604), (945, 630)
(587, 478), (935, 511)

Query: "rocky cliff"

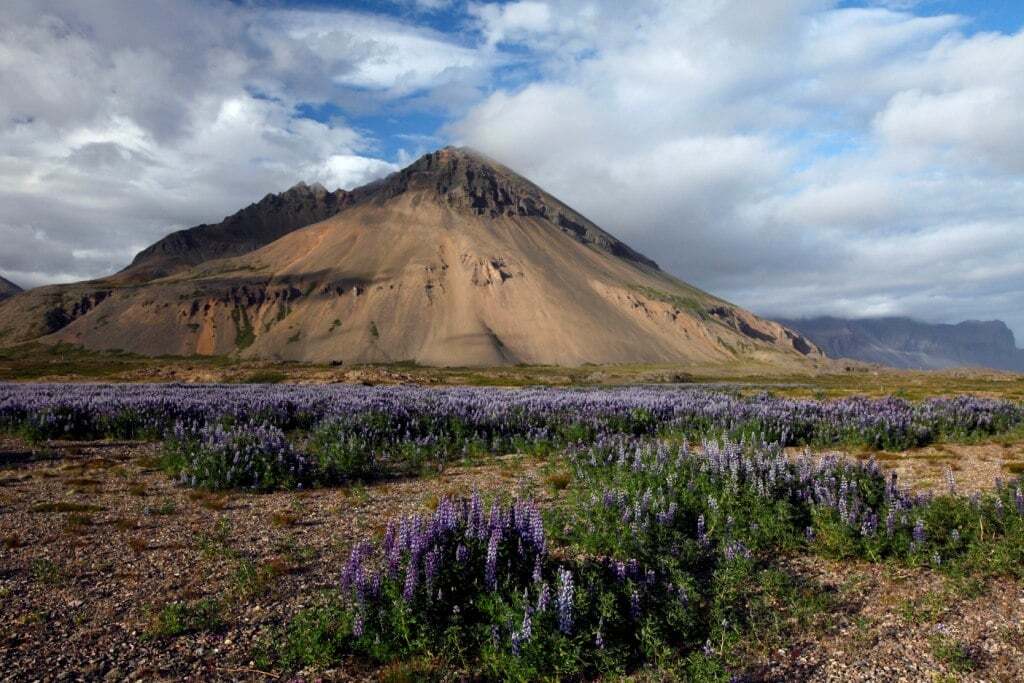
(778, 316), (1024, 372)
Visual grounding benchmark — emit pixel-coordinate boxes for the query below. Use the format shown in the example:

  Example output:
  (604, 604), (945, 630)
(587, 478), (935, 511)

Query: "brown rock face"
(0, 147), (822, 367)
(118, 182), (356, 282)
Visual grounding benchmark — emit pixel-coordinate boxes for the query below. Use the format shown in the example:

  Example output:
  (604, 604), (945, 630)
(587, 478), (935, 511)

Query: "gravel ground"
(749, 557), (1024, 682)
(1, 437), (1021, 682)
(0, 438), (550, 681)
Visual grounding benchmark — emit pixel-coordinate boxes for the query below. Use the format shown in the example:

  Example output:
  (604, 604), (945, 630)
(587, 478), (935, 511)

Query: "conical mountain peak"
(357, 147), (660, 270)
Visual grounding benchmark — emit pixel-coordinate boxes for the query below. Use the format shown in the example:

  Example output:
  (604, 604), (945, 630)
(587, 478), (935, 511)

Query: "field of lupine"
(3, 383), (1022, 484)
(2, 382), (1024, 679)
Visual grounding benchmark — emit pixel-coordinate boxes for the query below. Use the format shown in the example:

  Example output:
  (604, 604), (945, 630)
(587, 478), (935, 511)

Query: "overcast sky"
(2, 1), (1022, 338)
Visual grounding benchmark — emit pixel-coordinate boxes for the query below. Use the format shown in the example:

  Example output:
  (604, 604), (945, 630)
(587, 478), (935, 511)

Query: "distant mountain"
(777, 316), (1024, 372)
(0, 147), (822, 367)
(117, 182), (356, 282)
(0, 276), (22, 302)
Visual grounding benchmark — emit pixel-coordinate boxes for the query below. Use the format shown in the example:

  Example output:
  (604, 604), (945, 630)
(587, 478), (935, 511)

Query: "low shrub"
(162, 422), (311, 491)
(305, 418), (379, 483)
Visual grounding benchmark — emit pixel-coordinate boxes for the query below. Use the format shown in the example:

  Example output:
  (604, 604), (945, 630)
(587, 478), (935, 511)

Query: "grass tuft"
(146, 599), (223, 638)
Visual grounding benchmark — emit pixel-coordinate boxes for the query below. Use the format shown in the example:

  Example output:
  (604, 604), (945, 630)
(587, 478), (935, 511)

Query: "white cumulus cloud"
(451, 1), (1024, 338)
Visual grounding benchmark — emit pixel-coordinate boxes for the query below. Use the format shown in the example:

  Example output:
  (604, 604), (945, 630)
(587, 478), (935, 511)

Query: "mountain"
(117, 182), (355, 282)
(0, 276), (22, 302)
(778, 316), (1024, 372)
(0, 147), (822, 366)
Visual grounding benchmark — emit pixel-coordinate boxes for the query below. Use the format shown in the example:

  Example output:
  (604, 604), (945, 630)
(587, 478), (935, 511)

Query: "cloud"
(268, 9), (492, 97)
(450, 2), (1024, 338)
(470, 1), (553, 47)
(0, 0), (486, 284)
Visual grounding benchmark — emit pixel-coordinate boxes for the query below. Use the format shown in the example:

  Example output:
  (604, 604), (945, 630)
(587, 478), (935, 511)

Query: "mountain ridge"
(778, 316), (1024, 372)
(0, 276), (22, 302)
(119, 181), (357, 282)
(120, 147), (659, 283)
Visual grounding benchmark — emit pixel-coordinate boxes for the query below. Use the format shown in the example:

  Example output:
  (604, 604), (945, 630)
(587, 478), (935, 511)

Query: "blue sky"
(842, 1), (1023, 33)
(2, 0), (1023, 338)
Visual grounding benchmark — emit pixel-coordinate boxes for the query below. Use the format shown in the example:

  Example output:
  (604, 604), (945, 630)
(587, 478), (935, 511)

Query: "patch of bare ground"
(0, 438), (550, 681)
(747, 557), (1024, 682)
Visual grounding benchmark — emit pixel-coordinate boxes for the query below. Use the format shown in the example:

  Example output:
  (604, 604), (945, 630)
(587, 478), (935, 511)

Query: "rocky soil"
(0, 438), (548, 681)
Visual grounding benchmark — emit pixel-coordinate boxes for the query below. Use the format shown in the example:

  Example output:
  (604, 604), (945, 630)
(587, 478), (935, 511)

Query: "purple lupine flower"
(485, 530), (500, 591)
(595, 618), (604, 649)
(838, 496), (849, 525)
(697, 514), (709, 547)
(630, 590), (641, 619)
(805, 526), (815, 542)
(1016, 487), (1023, 516)
(424, 546), (440, 588)
(913, 518), (926, 545)
(382, 521), (396, 557)
(455, 543), (468, 564)
(511, 606), (532, 655)
(860, 511), (877, 538)
(556, 568), (574, 634)
(469, 490), (484, 539)
(403, 564), (418, 602)
(627, 559), (639, 578)
(913, 518), (929, 557)
(436, 498), (457, 533)
(352, 611), (364, 637)
(536, 582), (550, 613)
(724, 540), (751, 561)
(341, 540), (370, 593)
(529, 507), (546, 555)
